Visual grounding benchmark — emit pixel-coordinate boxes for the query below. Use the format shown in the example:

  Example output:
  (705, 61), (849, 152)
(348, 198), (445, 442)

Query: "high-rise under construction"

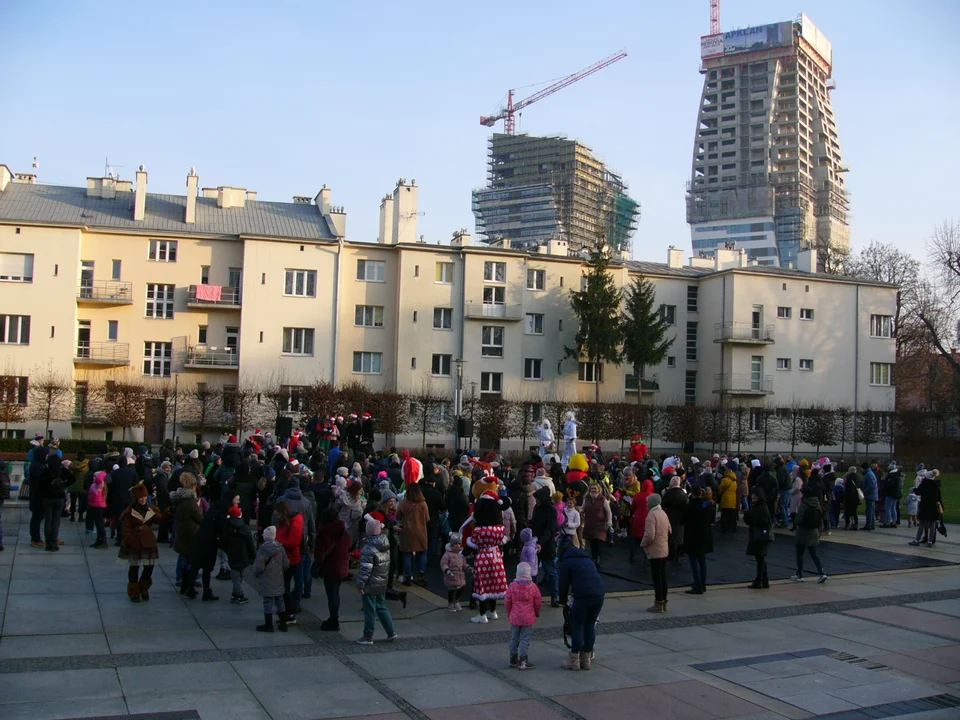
(686, 14), (849, 268)
(472, 133), (639, 255)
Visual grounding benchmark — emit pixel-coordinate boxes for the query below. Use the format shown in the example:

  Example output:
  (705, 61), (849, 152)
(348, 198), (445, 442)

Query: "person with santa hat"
(361, 412), (376, 455)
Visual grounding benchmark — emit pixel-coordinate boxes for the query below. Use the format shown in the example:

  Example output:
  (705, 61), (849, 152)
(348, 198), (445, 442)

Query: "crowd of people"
(1, 424), (948, 669)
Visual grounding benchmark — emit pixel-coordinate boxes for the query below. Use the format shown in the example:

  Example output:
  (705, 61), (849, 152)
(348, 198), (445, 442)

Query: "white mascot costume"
(535, 419), (555, 460)
(561, 411), (578, 470)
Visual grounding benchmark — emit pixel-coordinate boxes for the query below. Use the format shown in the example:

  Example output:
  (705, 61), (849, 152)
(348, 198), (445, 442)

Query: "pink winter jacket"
(504, 579), (542, 627)
(87, 475), (107, 509)
(640, 506), (671, 560)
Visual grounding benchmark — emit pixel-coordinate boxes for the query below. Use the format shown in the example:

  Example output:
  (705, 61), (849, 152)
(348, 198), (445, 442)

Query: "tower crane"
(710, 0), (722, 34)
(480, 50), (627, 135)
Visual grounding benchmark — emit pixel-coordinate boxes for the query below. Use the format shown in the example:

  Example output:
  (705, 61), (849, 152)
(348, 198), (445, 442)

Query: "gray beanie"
(379, 489), (397, 504)
(647, 494), (662, 510)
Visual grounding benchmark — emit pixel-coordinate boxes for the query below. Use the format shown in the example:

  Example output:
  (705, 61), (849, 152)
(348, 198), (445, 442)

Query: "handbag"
(749, 525), (772, 544)
(856, 487), (864, 502)
(937, 520), (948, 538)
(18, 478), (30, 501)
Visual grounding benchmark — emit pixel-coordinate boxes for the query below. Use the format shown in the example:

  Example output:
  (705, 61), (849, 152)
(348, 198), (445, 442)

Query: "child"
(87, 471), (108, 548)
(558, 495), (581, 550)
(519, 527), (539, 579)
(253, 525), (290, 632)
(356, 512), (398, 645)
(906, 487), (920, 528)
(222, 504), (256, 605)
(441, 532), (468, 612)
(505, 562), (542, 670)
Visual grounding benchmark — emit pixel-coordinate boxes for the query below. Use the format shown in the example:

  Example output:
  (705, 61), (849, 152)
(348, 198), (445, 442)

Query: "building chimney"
(328, 206), (347, 237)
(14, 173), (36, 184)
(451, 229), (471, 247)
(797, 247), (818, 274)
(547, 239), (568, 257)
(666, 246), (685, 269)
(134, 166), (147, 221)
(0, 166), (12, 192)
(246, 191), (257, 201)
(379, 195), (396, 245)
(392, 178), (419, 245)
(185, 168), (198, 224)
(315, 185), (331, 215)
(217, 186), (246, 209)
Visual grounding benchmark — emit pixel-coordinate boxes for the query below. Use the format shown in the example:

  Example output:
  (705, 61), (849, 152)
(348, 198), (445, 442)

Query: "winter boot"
(748, 579), (762, 589)
(138, 577), (153, 602)
(550, 596), (561, 608)
(127, 583), (142, 603)
(561, 652), (581, 671)
(202, 588), (219, 602)
(761, 573), (770, 589)
(509, 653), (519, 668)
(646, 602), (665, 613)
(256, 614), (274, 632)
(579, 652), (592, 670)
(320, 618), (340, 631)
(519, 656), (536, 670)
(277, 613), (288, 632)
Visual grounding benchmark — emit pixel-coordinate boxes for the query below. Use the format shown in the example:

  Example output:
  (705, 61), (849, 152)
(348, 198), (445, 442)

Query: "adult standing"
(172, 474), (203, 598)
(118, 483), (161, 602)
(910, 471), (944, 547)
(718, 463), (739, 534)
(791, 486), (828, 583)
(0, 458), (10, 551)
(744, 488), (773, 589)
(313, 506), (352, 631)
(420, 469), (445, 556)
(535, 419), (555, 461)
(641, 493), (671, 612)
(682, 485), (714, 595)
(560, 411), (578, 471)
(628, 476), (655, 563)
(109, 457), (139, 546)
(27, 437), (48, 548)
(882, 461), (903, 528)
(468, 492), (509, 624)
(661, 477), (687, 562)
(861, 462), (878, 531)
(581, 483), (612, 567)
(37, 456), (74, 551)
(843, 467), (861, 530)
(558, 545), (605, 671)
(530, 485), (560, 607)
(774, 456), (792, 528)
(397, 481), (430, 587)
(275, 500), (305, 622)
(186, 494), (227, 603)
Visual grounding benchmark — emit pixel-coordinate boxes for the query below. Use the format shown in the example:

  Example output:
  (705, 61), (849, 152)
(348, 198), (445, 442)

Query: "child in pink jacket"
(504, 562), (542, 670)
(87, 471), (108, 548)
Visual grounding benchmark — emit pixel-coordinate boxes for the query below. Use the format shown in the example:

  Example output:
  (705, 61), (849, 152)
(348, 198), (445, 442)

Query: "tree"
(222, 383), (259, 438)
(621, 275), (674, 409)
(700, 402), (728, 454)
(662, 404), (699, 452)
(753, 405), (776, 457)
(407, 384), (450, 448)
(72, 377), (105, 441)
(776, 405), (805, 456)
(0, 373), (27, 436)
(104, 380), (147, 441)
(906, 220), (960, 376)
(474, 395), (515, 451)
(815, 236), (852, 276)
(181, 381), (223, 438)
(836, 406), (853, 460)
(854, 409), (881, 462)
(728, 404), (756, 454)
(565, 236), (623, 404)
(29, 365), (71, 436)
(370, 391), (409, 442)
(799, 404), (839, 457)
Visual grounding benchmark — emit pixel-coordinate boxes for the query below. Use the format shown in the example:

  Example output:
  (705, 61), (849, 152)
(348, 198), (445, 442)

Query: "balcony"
(187, 285), (241, 309)
(463, 302), (523, 321)
(77, 280), (133, 305)
(714, 322), (775, 344)
(184, 346), (239, 370)
(714, 373), (774, 395)
(74, 342), (130, 366)
(625, 373), (660, 393)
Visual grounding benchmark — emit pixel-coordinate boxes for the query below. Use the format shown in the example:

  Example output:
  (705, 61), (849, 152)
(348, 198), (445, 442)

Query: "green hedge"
(0, 438), (203, 456)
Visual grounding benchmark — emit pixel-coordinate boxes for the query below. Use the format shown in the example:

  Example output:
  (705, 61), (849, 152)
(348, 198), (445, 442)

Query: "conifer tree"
(621, 275), (674, 407)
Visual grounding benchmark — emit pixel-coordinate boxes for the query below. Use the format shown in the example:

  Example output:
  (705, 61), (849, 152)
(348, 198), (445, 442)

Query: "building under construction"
(472, 133), (639, 254)
(686, 14), (849, 268)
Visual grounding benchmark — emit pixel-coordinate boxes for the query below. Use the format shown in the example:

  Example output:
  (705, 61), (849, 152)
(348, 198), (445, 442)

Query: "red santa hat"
(478, 490), (502, 505)
(228, 435), (238, 443)
(350, 412), (358, 419)
(227, 506), (242, 519)
(362, 412), (371, 419)
(336, 415), (344, 421)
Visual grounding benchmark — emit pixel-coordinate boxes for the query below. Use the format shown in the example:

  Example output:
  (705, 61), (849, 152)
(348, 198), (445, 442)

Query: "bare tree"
(29, 365), (72, 436)
(105, 380), (147, 441)
(776, 404), (805, 457)
(799, 404), (840, 457)
(853, 409), (881, 462)
(181, 380), (223, 438)
(72, 376), (105, 440)
(728, 404), (756, 454)
(700, 401), (728, 454)
(300, 380), (339, 425)
(661, 404), (699, 453)
(0, 369), (27, 437)
(407, 384), (450, 448)
(222, 384), (259, 438)
(474, 395), (515, 451)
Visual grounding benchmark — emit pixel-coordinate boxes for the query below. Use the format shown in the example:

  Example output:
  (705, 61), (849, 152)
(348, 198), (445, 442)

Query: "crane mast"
(710, 0), (722, 34)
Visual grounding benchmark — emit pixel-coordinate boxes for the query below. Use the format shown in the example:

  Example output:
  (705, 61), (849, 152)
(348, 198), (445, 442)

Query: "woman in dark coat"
(530, 485), (560, 607)
(911, 472), (944, 547)
(843, 467), (861, 530)
(186, 495), (230, 601)
(444, 481), (471, 540)
(793, 486), (827, 581)
(743, 488), (773, 589)
(172, 474), (203, 597)
(312, 506), (352, 631)
(36, 456), (75, 551)
(661, 478), (688, 563)
(682, 485), (714, 594)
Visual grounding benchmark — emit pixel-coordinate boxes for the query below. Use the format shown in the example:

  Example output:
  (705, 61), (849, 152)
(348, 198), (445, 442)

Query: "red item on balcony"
(195, 284), (222, 301)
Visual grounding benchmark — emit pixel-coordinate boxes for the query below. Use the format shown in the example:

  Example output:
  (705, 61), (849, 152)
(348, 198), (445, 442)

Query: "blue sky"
(1, 1), (956, 261)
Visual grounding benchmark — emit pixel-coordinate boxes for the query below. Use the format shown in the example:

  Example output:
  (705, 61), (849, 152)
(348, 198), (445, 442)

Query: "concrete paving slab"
(255, 680), (398, 720)
(127, 688), (270, 720)
(383, 670), (527, 710)
(350, 648), (475, 679)
(0, 668), (123, 704)
(232, 656), (360, 688)
(424, 699), (568, 720)
(0, 632), (111, 659)
(825, 679), (935, 707)
(1, 697), (129, 720)
(780, 691), (860, 714)
(107, 628), (215, 654)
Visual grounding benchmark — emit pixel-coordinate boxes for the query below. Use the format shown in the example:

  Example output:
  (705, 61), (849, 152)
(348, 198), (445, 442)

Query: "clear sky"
(1, 1), (956, 261)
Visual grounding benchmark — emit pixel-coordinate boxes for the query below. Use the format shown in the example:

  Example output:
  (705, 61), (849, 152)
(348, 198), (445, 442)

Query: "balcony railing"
(714, 322), (774, 344)
(77, 280), (134, 305)
(185, 346), (239, 369)
(463, 302), (523, 321)
(74, 341), (130, 366)
(714, 373), (774, 395)
(625, 373), (660, 393)
(187, 285), (241, 308)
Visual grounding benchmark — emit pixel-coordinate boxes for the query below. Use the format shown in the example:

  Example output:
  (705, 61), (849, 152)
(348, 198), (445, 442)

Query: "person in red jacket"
(313, 506), (352, 631)
(629, 477), (655, 563)
(629, 436), (648, 464)
(275, 501), (305, 625)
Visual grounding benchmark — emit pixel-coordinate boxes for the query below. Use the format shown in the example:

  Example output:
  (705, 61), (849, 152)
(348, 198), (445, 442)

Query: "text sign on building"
(700, 33), (723, 59)
(713, 21), (793, 57)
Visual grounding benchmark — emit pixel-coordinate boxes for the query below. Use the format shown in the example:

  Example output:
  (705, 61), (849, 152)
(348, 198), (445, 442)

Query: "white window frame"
(799, 308), (814, 320)
(870, 314), (893, 338)
(435, 262), (454, 284)
(108, 320), (119, 342)
(661, 304), (676, 325)
(776, 358), (791, 371)
(356, 260), (386, 282)
(799, 358), (814, 371)
(147, 240), (178, 262)
(684, 370), (697, 404)
(431, 354), (452, 377)
(686, 322), (698, 361)
(0, 252), (34, 282)
(145, 283), (175, 319)
(483, 261), (506, 283)
(481, 325), (504, 357)
(0, 375), (28, 406)
(667, 356), (676, 368)
(525, 313), (544, 335)
(870, 362), (892, 386)
(0, 314), (30, 345)
(353, 351), (383, 375)
(480, 371), (503, 394)
(524, 358), (543, 380)
(433, 307), (453, 330)
(687, 285), (699, 312)
(777, 306), (792, 319)
(282, 327), (315, 356)
(526, 268), (545, 291)
(284, 269), (317, 298)
(578, 362), (603, 383)
(143, 341), (172, 377)
(354, 305), (384, 328)
(482, 286), (505, 305)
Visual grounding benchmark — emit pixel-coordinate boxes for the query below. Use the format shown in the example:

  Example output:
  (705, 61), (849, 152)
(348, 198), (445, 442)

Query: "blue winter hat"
(916, 464), (925, 472)
(264, 466), (276, 479)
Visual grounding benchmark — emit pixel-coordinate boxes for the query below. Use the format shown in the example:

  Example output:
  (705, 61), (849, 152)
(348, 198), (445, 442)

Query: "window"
(776, 358), (791, 370)
(482, 286), (505, 305)
(414, 265), (419, 278)
(480, 372), (502, 394)
(282, 327), (315, 355)
(143, 341), (172, 377)
(524, 358), (543, 380)
(483, 261), (506, 283)
(280, 385), (308, 413)
(222, 385), (237, 414)
(660, 304), (676, 325)
(0, 376), (28, 406)
(108, 320), (119, 341)
(0, 252), (34, 282)
(431, 354), (452, 376)
(526, 269), (545, 290)
(145, 284), (175, 319)
(686, 322), (698, 361)
(411, 357), (416, 369)
(354, 305), (384, 327)
(870, 362), (892, 386)
(667, 356), (676, 368)
(687, 285), (699, 312)
(685, 370), (697, 405)
(578, 362), (603, 383)
(0, 429), (25, 439)
(352, 351), (383, 374)
(111, 260), (122, 280)
(0, 315), (30, 344)
(777, 306), (792, 319)
(356, 260), (386, 282)
(284, 269), (317, 297)
(481, 326), (504, 357)
(198, 325), (207, 344)
(435, 262), (454, 284)
(870, 314), (893, 338)
(800, 308), (814, 320)
(148, 240), (177, 262)
(433, 307), (453, 330)
(799, 358), (814, 371)
(749, 408), (764, 432)
(525, 313), (543, 335)
(200, 266), (209, 285)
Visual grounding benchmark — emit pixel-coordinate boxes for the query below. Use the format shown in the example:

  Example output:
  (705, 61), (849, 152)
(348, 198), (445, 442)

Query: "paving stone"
(351, 648), (475, 679)
(254, 680), (398, 720)
(107, 629), (215, 654)
(0, 632), (111, 659)
(826, 679), (937, 707)
(781, 691), (861, 714)
(658, 680), (769, 718)
(383, 670), (527, 710)
(0, 668), (123, 704)
(1, 697), (129, 720)
(908, 599), (960, 618)
(126, 688), (271, 720)
(558, 685), (704, 720)
(232, 656), (360, 687)
(424, 699), (567, 720)
(868, 651), (960, 684)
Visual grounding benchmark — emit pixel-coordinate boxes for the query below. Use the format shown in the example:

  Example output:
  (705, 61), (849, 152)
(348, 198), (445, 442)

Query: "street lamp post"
(454, 359), (464, 451)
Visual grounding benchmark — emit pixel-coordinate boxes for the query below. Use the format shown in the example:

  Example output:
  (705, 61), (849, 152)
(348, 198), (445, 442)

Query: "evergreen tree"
(621, 275), (674, 406)
(565, 236), (623, 404)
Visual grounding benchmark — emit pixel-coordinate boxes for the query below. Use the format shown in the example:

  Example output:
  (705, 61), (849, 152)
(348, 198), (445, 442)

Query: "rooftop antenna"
(104, 157), (124, 179)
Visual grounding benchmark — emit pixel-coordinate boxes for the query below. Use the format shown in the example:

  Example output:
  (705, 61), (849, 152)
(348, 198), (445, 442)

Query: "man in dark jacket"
(109, 458), (139, 546)
(755, 464), (779, 521)
(775, 457), (792, 527)
(558, 545), (605, 670)
(882, 462), (903, 528)
(530, 486), (559, 606)
(682, 486), (714, 594)
(37, 456), (75, 551)
(154, 460), (173, 544)
(420, 470), (445, 556)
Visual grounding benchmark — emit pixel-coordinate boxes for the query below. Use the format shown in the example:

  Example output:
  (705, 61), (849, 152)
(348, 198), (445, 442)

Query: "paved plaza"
(1, 505), (959, 720)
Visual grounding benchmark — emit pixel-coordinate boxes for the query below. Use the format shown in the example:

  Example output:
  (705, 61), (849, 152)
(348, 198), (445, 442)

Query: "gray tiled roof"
(0, 183), (336, 240)
(622, 260), (708, 278)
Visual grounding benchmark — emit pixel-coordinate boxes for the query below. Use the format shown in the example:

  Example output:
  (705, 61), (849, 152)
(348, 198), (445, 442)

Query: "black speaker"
(457, 418), (473, 437)
(275, 415), (294, 438)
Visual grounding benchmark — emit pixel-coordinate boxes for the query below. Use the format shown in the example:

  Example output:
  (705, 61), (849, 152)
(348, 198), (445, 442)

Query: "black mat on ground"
(419, 530), (956, 598)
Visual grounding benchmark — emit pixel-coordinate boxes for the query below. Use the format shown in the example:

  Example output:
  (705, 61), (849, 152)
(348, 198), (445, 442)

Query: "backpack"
(48, 471), (65, 497)
(802, 503), (822, 530)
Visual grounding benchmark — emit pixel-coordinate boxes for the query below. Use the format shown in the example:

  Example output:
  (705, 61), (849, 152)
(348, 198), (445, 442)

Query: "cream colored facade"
(0, 165), (896, 453)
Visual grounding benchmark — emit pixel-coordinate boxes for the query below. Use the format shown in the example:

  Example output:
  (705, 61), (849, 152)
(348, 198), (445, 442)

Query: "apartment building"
(0, 165), (895, 451)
